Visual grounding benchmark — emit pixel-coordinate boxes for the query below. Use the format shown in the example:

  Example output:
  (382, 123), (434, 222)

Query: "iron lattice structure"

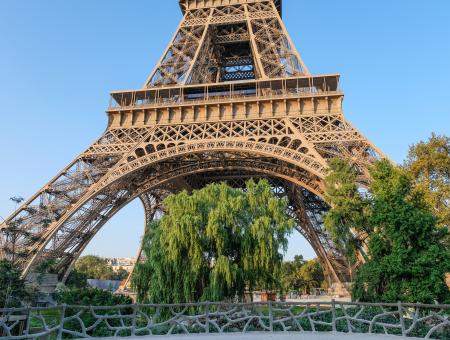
(0, 0), (385, 292)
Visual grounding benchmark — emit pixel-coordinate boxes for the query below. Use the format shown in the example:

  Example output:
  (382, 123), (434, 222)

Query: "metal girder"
(146, 1), (306, 86)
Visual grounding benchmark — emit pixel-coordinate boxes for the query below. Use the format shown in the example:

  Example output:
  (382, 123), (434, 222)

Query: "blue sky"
(0, 0), (449, 260)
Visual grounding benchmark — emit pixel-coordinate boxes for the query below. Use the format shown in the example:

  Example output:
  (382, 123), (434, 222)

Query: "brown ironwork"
(0, 0), (386, 294)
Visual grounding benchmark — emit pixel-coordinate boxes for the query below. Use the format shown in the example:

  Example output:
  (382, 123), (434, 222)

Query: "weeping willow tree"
(132, 180), (294, 303)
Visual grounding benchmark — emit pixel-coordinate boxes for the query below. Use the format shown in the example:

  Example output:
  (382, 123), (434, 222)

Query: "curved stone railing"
(0, 301), (449, 339)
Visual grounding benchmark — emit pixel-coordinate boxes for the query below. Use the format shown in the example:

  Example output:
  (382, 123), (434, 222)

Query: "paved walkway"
(97, 332), (420, 340)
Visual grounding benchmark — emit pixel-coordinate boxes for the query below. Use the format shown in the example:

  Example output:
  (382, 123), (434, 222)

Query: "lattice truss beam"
(146, 1), (308, 86)
(0, 114), (381, 286)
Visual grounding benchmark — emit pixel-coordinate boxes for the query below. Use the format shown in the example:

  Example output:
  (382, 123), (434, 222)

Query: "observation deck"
(109, 75), (340, 109)
(107, 75), (343, 128)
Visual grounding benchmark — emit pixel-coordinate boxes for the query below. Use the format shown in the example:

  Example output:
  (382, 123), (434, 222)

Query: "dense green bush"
(56, 287), (132, 306)
(64, 270), (88, 289)
(0, 259), (32, 308)
(56, 288), (133, 337)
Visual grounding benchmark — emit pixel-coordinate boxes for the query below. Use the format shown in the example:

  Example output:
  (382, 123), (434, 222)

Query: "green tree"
(323, 159), (370, 278)
(132, 180), (294, 303)
(281, 255), (305, 292)
(35, 259), (58, 274)
(405, 133), (449, 230)
(281, 257), (325, 294)
(327, 160), (450, 302)
(74, 255), (115, 280)
(112, 268), (130, 281)
(65, 270), (89, 289)
(352, 160), (450, 303)
(0, 259), (30, 308)
(296, 259), (325, 294)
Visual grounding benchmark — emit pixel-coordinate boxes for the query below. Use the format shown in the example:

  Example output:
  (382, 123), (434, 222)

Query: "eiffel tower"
(1, 0), (385, 294)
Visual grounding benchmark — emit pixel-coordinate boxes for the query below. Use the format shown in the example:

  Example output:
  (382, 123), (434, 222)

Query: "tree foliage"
(0, 259), (31, 308)
(325, 159), (450, 303)
(353, 160), (450, 303)
(404, 133), (449, 230)
(56, 288), (133, 337)
(132, 180), (294, 303)
(35, 259), (58, 274)
(297, 259), (325, 294)
(281, 256), (325, 294)
(281, 255), (305, 292)
(67, 255), (128, 288)
(74, 255), (117, 280)
(56, 287), (132, 306)
(324, 159), (370, 266)
(114, 267), (130, 281)
(65, 270), (89, 289)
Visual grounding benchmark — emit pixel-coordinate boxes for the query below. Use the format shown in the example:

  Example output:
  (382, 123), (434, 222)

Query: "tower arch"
(44, 156), (348, 288)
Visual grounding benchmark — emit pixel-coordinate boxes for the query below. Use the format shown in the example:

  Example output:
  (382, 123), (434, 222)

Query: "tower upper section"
(178, 0), (282, 16)
(107, 0), (343, 129)
(145, 0), (307, 87)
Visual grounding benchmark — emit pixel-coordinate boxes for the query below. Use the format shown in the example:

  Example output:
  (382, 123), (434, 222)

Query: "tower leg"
(120, 190), (169, 292)
(285, 184), (350, 296)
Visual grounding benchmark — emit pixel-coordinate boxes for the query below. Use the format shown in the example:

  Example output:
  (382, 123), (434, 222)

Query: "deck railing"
(108, 88), (343, 111)
(1, 301), (449, 339)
